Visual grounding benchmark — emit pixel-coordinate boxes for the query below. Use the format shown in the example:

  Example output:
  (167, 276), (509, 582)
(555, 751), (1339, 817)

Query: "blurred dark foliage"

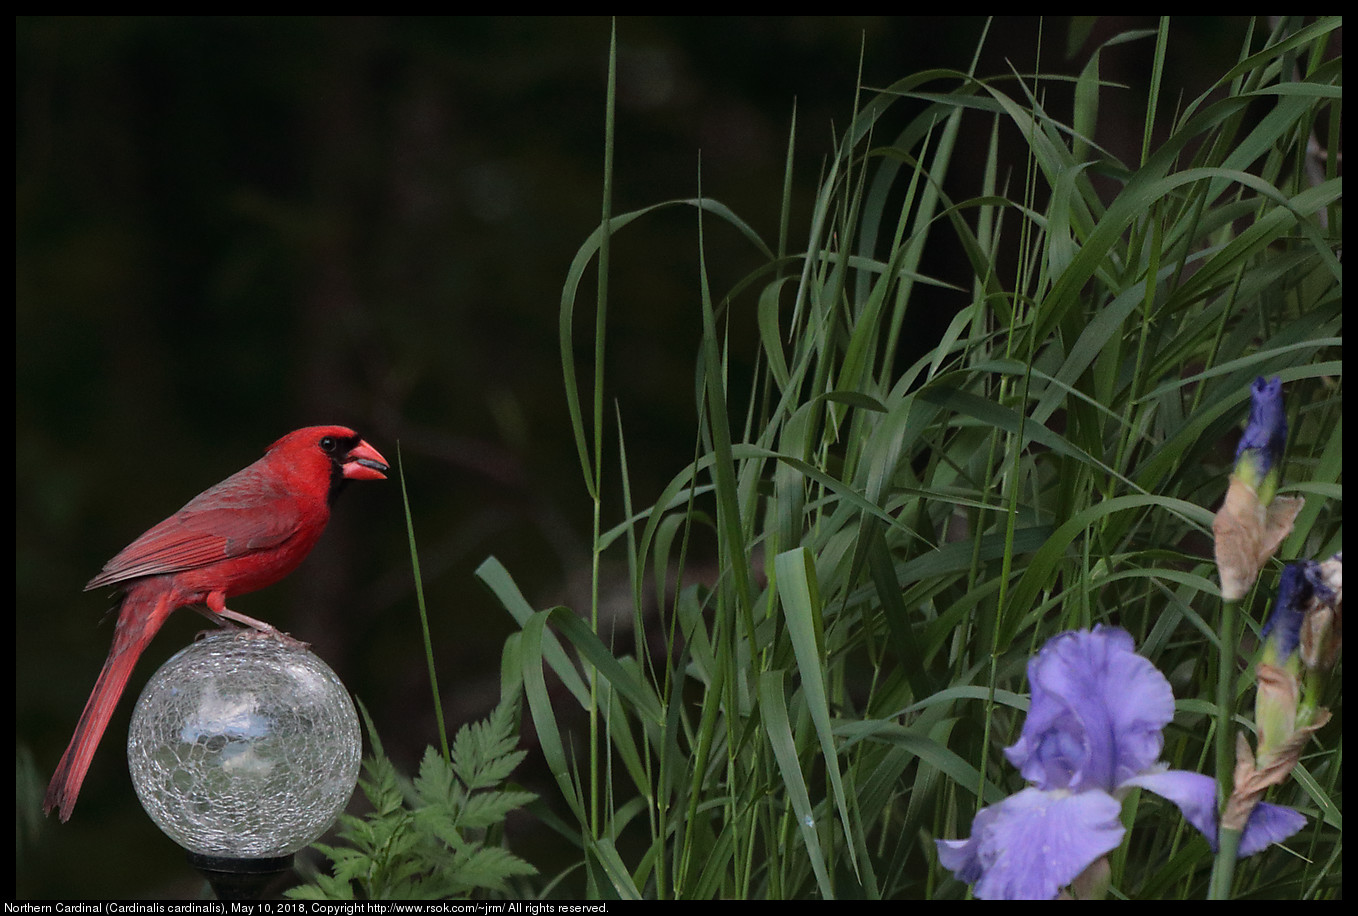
(16, 15), (1251, 898)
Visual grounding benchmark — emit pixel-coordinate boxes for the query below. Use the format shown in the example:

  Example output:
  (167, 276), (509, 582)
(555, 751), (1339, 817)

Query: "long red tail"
(45, 587), (176, 822)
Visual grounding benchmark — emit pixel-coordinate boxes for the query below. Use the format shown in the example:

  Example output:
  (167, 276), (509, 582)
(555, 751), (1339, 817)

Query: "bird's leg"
(202, 592), (310, 649)
(191, 604), (242, 640)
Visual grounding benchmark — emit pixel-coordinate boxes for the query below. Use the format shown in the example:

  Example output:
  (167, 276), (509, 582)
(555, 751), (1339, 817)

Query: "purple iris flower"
(1236, 376), (1288, 478)
(936, 627), (1305, 899)
(1262, 560), (1333, 661)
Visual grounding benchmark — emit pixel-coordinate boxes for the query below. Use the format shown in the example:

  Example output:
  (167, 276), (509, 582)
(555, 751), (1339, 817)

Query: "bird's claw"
(195, 621), (241, 641)
(239, 625), (311, 650)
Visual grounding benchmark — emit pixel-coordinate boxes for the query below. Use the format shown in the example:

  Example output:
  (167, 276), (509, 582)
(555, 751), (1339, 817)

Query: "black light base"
(188, 852), (294, 900)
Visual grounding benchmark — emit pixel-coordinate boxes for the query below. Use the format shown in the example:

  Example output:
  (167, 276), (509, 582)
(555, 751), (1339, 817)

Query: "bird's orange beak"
(342, 439), (390, 481)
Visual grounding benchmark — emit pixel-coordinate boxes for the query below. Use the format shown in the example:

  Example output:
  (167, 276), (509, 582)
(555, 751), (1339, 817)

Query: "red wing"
(85, 467), (308, 590)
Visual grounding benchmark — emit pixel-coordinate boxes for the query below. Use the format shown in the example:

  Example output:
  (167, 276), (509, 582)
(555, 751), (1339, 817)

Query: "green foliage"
(485, 16), (1341, 899)
(287, 697), (538, 900)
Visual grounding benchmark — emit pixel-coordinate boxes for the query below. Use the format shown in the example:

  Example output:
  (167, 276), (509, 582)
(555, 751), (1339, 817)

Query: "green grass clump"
(274, 15), (1342, 902)
(484, 17), (1340, 899)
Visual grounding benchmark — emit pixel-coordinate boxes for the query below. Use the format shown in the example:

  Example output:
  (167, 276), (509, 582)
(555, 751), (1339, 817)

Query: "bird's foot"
(195, 620), (242, 641)
(202, 602), (309, 648)
(238, 624), (311, 650)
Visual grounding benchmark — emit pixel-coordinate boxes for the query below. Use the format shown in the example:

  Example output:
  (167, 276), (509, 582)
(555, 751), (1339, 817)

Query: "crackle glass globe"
(127, 631), (361, 858)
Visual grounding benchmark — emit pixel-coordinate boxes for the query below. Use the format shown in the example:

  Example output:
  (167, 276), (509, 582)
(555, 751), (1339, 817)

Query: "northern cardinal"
(45, 425), (389, 822)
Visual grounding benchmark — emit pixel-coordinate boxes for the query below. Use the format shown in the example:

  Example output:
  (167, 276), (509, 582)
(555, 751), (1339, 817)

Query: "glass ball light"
(127, 630), (361, 859)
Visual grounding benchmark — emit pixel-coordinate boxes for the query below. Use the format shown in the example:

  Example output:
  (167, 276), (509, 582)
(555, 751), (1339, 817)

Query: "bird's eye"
(320, 436), (338, 453)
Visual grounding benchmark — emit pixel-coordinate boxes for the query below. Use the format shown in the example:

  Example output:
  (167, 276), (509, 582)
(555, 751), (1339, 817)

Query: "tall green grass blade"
(758, 669), (835, 898)
(774, 547), (860, 879)
(398, 445), (449, 761)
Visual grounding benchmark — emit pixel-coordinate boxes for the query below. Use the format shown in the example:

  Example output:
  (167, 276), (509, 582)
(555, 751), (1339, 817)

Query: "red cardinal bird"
(44, 425), (389, 822)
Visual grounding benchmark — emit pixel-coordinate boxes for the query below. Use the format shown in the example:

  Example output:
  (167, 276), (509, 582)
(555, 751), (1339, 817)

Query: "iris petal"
(936, 787), (1124, 900)
(1005, 626), (1174, 792)
(1238, 803), (1308, 857)
(1122, 769), (1219, 844)
(1121, 769), (1306, 857)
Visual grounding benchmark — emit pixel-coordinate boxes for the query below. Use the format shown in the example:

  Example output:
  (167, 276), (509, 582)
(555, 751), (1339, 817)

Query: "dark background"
(16, 16), (1252, 898)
